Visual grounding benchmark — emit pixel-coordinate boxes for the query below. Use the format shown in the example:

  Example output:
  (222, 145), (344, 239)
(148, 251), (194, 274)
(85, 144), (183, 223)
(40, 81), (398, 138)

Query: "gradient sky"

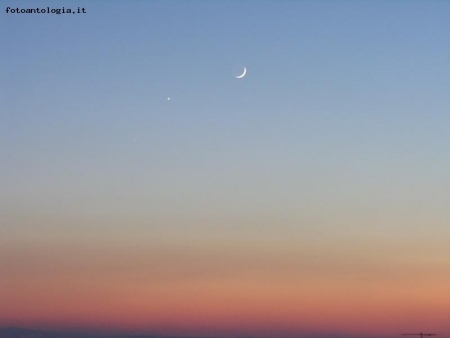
(1, 1), (450, 337)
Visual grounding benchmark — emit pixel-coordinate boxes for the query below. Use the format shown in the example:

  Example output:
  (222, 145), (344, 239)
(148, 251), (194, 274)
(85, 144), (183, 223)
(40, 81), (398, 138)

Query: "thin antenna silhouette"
(402, 333), (438, 338)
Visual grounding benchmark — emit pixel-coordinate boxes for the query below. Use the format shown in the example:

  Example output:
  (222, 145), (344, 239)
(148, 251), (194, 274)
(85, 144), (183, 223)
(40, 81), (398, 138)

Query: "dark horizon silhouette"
(0, 327), (220, 338)
(3, 328), (447, 338)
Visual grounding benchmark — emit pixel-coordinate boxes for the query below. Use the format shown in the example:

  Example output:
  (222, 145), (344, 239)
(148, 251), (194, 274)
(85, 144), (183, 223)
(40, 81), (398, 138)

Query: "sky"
(1, 0), (450, 337)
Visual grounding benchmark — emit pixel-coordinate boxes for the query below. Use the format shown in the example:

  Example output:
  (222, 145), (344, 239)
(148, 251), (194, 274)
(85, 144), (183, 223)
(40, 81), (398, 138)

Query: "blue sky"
(3, 0), (449, 219)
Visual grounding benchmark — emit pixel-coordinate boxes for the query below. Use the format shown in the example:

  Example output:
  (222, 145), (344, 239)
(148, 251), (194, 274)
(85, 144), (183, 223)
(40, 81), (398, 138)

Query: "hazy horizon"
(3, 327), (446, 338)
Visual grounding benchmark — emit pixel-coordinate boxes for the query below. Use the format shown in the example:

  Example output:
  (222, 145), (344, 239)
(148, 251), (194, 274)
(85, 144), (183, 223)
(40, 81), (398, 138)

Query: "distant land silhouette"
(0, 328), (218, 338)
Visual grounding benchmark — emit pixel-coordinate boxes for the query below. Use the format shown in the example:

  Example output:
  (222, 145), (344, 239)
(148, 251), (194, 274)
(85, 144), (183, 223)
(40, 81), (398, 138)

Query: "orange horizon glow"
(2, 241), (449, 337)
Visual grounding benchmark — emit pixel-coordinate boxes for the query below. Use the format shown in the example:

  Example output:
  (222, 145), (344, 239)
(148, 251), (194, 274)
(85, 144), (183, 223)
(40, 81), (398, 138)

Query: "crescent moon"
(235, 67), (247, 79)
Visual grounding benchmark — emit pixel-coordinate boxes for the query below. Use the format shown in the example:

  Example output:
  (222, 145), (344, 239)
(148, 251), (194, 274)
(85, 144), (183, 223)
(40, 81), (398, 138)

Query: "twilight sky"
(1, 1), (450, 337)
